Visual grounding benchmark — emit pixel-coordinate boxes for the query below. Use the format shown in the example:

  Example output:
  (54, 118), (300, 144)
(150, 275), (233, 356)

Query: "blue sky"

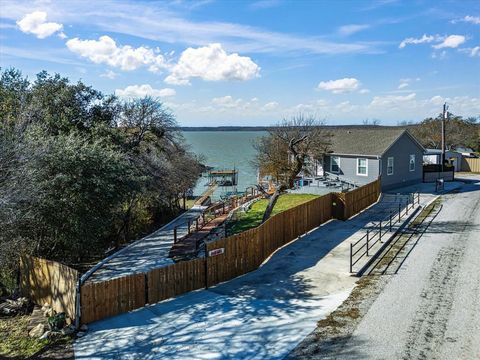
(1, 0), (479, 126)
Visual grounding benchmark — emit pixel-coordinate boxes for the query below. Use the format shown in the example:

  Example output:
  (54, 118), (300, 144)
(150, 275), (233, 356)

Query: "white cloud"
(431, 50), (447, 59)
(336, 101), (358, 113)
(165, 43), (260, 85)
(454, 15), (480, 25)
(261, 101), (279, 111)
(399, 34), (437, 48)
(370, 93), (416, 108)
(397, 77), (420, 89)
(100, 70), (118, 79)
(317, 78), (360, 94)
(115, 84), (176, 98)
(430, 95), (444, 106)
(458, 46), (480, 57)
(432, 35), (465, 49)
(359, 89), (370, 94)
(66, 35), (167, 72)
(400, 34), (466, 51)
(468, 46), (479, 57)
(16, 11), (63, 39)
(338, 24), (370, 36)
(211, 95), (243, 108)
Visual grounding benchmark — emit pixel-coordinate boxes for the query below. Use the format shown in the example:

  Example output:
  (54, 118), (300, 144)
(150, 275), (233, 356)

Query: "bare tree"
(362, 118), (381, 126)
(253, 114), (331, 222)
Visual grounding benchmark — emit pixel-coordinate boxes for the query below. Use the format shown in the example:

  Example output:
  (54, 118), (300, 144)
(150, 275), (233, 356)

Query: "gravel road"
(290, 174), (480, 359)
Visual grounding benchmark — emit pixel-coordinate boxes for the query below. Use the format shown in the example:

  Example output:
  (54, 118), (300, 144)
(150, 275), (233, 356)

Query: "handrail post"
(188, 220), (191, 234)
(398, 203), (401, 223)
(406, 198), (409, 215)
(350, 243), (353, 273)
(196, 218), (199, 231)
(389, 211), (392, 231)
(379, 221), (383, 243)
(366, 230), (369, 256)
(174, 226), (177, 243)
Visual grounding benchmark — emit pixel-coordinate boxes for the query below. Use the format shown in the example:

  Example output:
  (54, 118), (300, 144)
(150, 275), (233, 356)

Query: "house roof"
(327, 128), (422, 156)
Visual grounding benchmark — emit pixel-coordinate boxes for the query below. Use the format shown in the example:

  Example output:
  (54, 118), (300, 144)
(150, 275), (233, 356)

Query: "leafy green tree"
(0, 68), (201, 293)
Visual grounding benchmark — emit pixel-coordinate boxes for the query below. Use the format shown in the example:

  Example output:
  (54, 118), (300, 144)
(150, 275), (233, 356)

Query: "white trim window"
(357, 158), (368, 176)
(387, 157), (394, 175)
(409, 154), (416, 172)
(330, 156), (340, 173)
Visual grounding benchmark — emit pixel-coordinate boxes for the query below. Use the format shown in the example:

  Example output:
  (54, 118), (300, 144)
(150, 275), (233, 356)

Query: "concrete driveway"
(74, 191), (434, 359)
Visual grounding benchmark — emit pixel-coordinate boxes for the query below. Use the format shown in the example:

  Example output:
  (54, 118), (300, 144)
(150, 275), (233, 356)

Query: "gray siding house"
(323, 128), (424, 190)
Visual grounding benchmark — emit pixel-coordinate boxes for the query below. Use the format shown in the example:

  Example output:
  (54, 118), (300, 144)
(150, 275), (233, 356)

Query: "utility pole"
(441, 103), (448, 172)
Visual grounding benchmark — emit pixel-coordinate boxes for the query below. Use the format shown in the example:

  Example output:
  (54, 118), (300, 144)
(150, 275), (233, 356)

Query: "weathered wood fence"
(79, 179), (381, 324)
(461, 157), (480, 173)
(20, 255), (78, 320)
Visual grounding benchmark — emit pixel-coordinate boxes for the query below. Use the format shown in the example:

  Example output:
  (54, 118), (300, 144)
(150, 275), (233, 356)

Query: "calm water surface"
(182, 131), (267, 199)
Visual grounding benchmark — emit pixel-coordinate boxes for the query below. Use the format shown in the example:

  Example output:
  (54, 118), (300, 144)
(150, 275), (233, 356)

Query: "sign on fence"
(208, 248), (225, 257)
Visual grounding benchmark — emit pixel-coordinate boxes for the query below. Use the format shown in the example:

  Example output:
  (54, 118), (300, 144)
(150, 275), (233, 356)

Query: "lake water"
(182, 131), (267, 199)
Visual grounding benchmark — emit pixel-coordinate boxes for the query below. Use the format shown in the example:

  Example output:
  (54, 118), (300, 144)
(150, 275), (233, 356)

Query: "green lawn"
(227, 193), (319, 235)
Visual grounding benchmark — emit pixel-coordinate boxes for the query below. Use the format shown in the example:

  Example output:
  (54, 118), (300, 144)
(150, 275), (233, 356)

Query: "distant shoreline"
(179, 125), (411, 131)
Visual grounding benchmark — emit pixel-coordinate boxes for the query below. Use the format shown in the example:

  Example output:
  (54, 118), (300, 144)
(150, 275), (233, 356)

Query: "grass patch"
(0, 316), (49, 358)
(185, 198), (198, 209)
(227, 193), (319, 235)
(410, 197), (441, 228)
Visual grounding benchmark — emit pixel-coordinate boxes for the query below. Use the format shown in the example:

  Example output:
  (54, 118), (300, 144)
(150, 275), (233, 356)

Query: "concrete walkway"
(75, 190), (437, 359)
(87, 205), (206, 283)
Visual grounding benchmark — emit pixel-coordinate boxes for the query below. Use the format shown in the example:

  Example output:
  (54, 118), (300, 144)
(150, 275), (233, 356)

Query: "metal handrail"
(349, 192), (420, 273)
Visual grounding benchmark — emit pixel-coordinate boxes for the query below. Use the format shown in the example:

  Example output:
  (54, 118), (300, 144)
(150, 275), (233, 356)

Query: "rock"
(61, 325), (75, 336)
(39, 330), (51, 340)
(41, 303), (51, 312)
(80, 324), (88, 332)
(29, 323), (46, 338)
(76, 331), (86, 338)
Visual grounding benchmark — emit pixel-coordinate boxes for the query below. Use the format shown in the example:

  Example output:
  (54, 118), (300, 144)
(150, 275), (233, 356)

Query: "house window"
(387, 157), (394, 175)
(330, 156), (340, 173)
(357, 158), (368, 176)
(409, 154), (415, 172)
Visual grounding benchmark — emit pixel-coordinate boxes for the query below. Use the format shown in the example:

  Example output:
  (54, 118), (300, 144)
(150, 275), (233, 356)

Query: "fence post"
(398, 203), (401, 223)
(366, 230), (369, 256)
(187, 220), (191, 234)
(222, 202), (225, 214)
(196, 218), (199, 231)
(406, 198), (409, 215)
(389, 211), (392, 231)
(205, 248), (209, 290)
(174, 226), (177, 243)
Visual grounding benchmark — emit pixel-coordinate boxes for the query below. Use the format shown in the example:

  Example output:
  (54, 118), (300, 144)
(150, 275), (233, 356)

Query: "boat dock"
(207, 169), (238, 187)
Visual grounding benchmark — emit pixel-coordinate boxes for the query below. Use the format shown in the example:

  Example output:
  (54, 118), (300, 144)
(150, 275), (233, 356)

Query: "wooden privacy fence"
(205, 193), (333, 286)
(20, 255), (78, 320)
(80, 179), (381, 324)
(461, 157), (480, 172)
(332, 178), (381, 220)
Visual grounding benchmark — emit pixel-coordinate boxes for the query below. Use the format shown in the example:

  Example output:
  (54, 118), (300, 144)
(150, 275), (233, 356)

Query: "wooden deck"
(169, 214), (228, 258)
